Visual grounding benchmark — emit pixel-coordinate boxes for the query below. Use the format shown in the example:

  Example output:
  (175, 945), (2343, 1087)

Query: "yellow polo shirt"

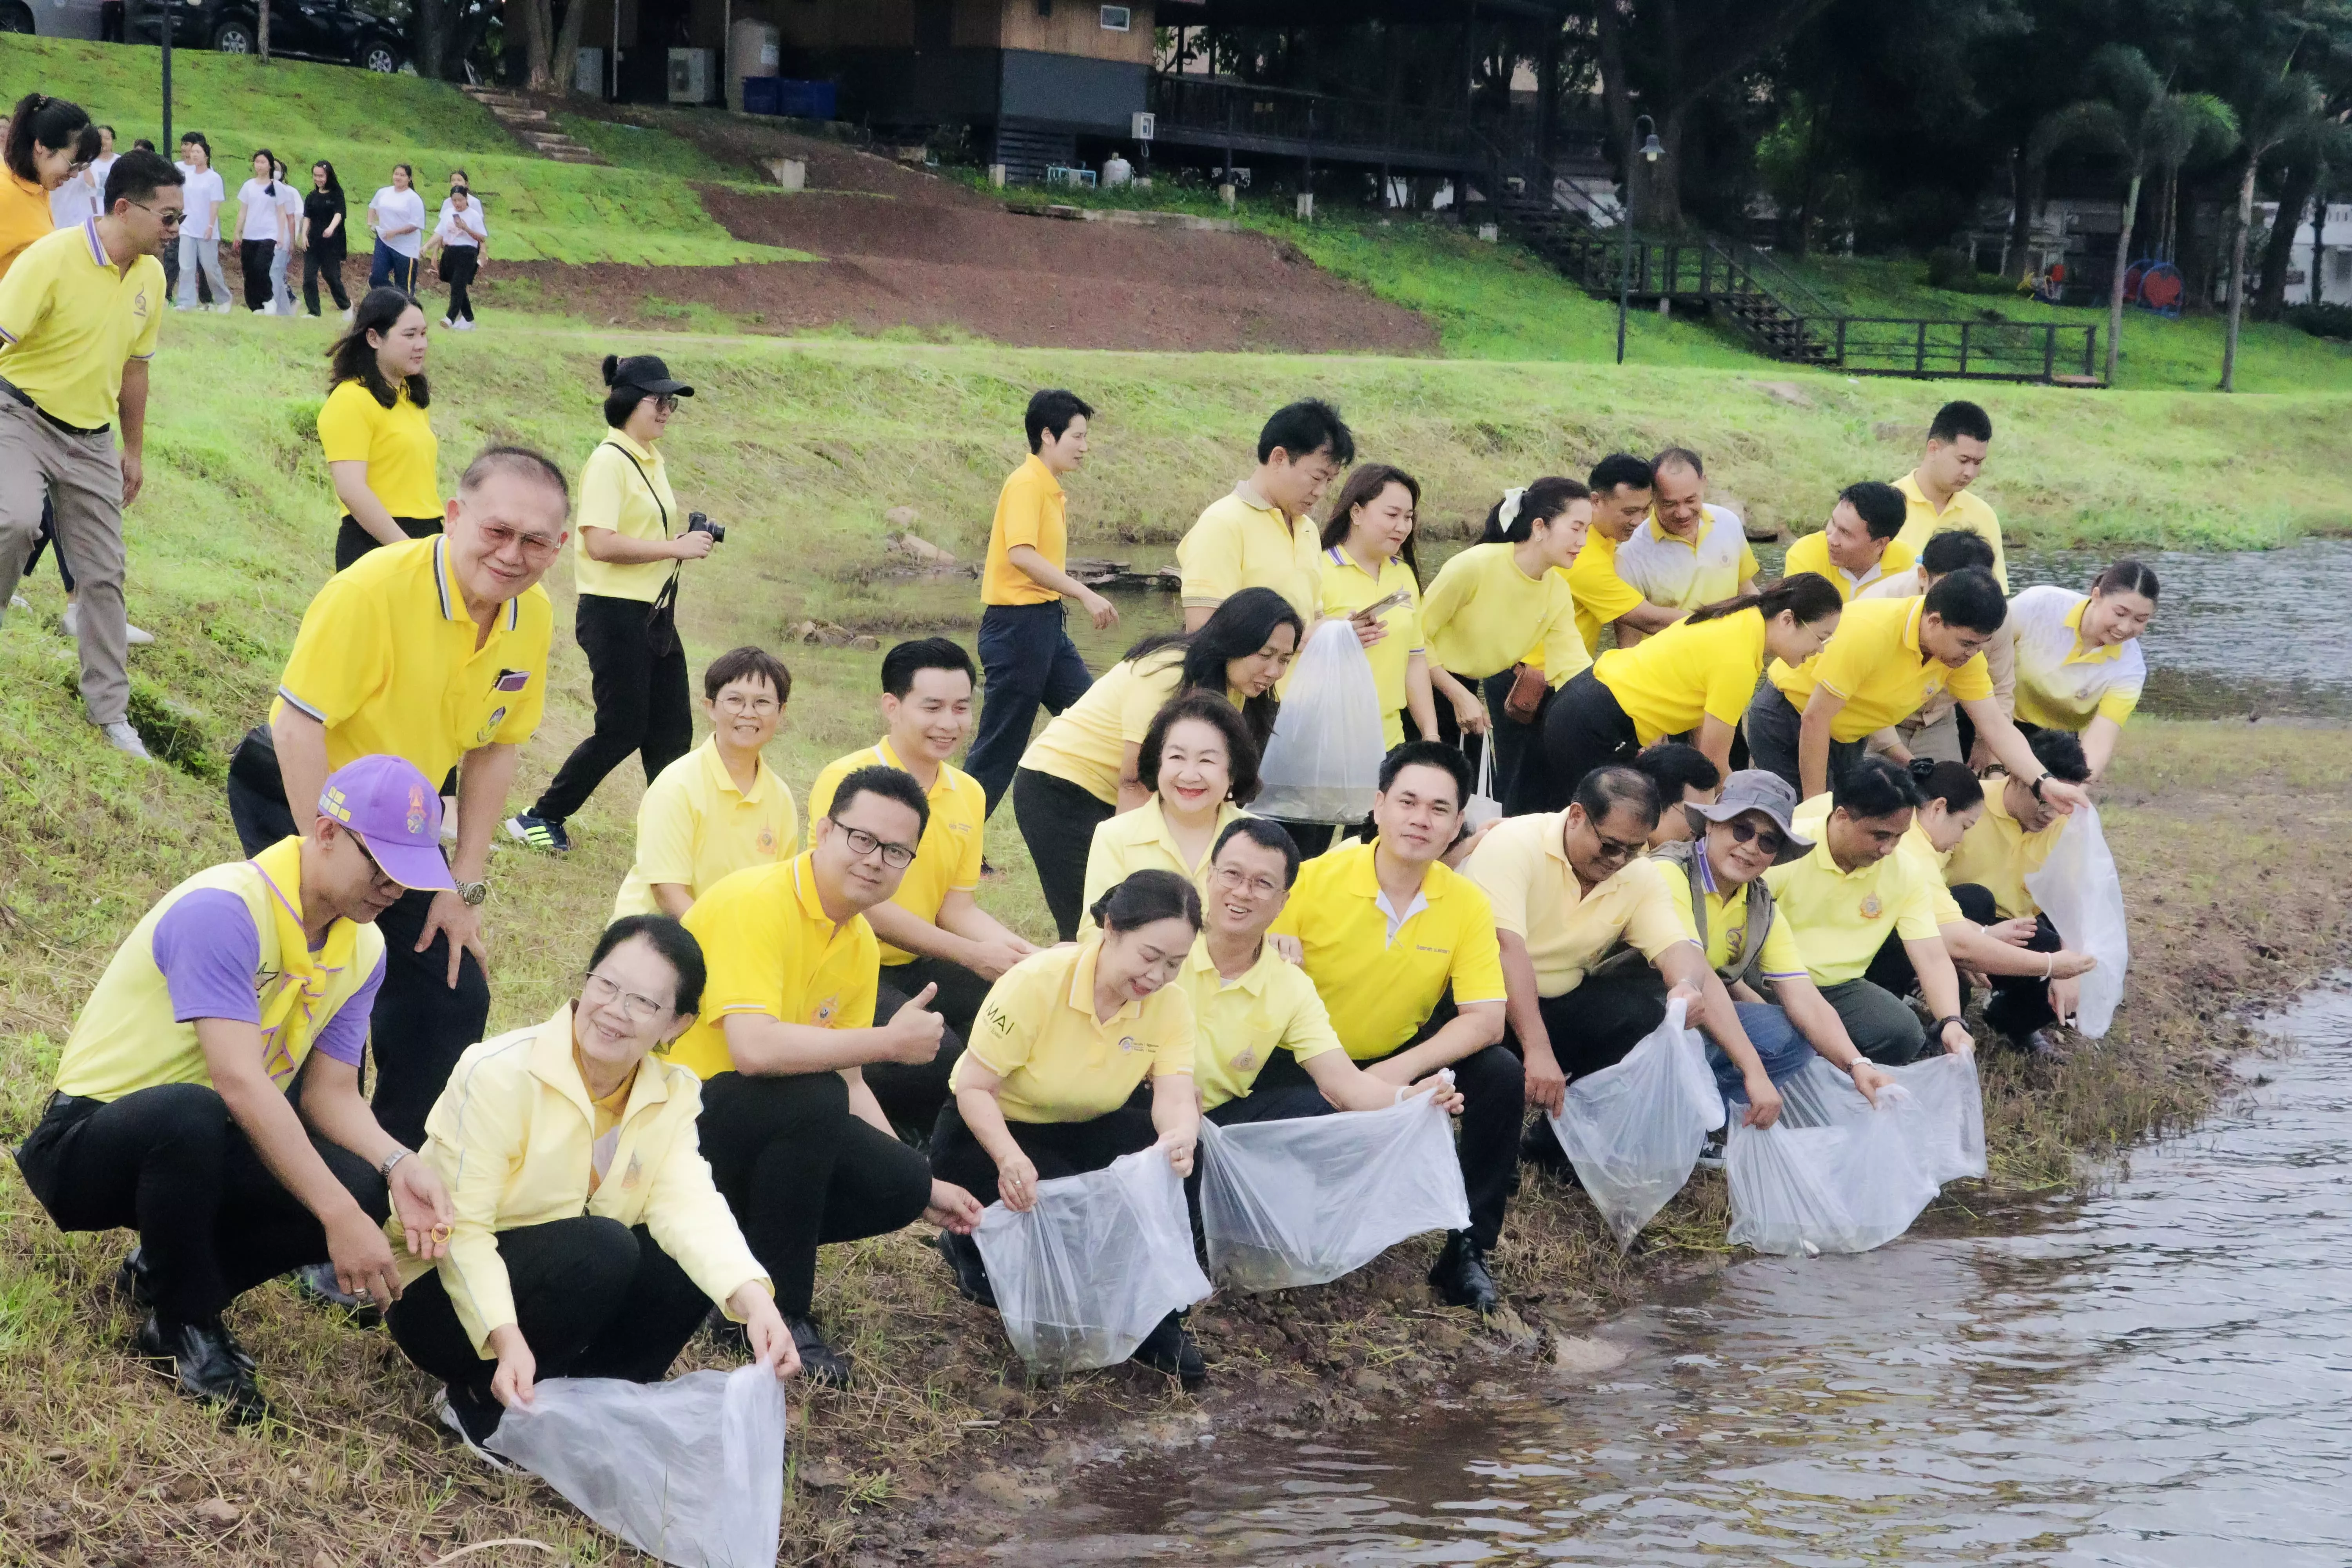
(1893, 472), (2007, 591)
(273, 536), (553, 782)
(1594, 605), (1771, 745)
(808, 739), (984, 965)
(1567, 527), (1644, 655)
(0, 170), (54, 277)
(1420, 541), (1588, 686)
(1460, 812), (1692, 998)
(1612, 507), (1759, 612)
(1941, 782), (2061, 922)
(1318, 546), (1424, 747)
(1655, 848), (1808, 980)
(570, 430), (676, 603)
(953, 939), (1196, 1123)
(1177, 485), (1322, 621)
(318, 377), (441, 521)
(1269, 843), (1508, 1060)
(612, 739), (798, 919)
(1018, 648), (1184, 805)
(1179, 936), (1344, 1112)
(1078, 796), (1250, 938)
(1780, 530), (1917, 603)
(1762, 818), (1943, 987)
(1794, 792), (1966, 927)
(669, 854), (880, 1081)
(0, 220), (165, 432)
(982, 453), (1067, 606)
(1769, 595), (1992, 743)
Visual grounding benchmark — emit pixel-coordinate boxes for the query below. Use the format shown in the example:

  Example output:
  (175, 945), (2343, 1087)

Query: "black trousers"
(1012, 765), (1114, 941)
(696, 1071), (932, 1318)
(1518, 667), (1642, 816)
(23, 492), (76, 592)
(227, 762), (488, 1149)
(387, 1217), (711, 1400)
(1742, 677), (1865, 796)
(866, 955), (992, 1134)
(333, 513), (441, 573)
(927, 1098), (1160, 1209)
(530, 592), (692, 825)
(969, 601), (1096, 817)
(1872, 888), (2063, 1045)
(438, 247), (478, 321)
(17, 1085), (388, 1325)
(238, 239), (276, 312)
(303, 247), (350, 315)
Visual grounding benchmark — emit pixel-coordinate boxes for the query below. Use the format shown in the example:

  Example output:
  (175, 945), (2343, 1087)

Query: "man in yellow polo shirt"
(967, 388), (1118, 817)
(1566, 453), (1679, 654)
(225, 446), (568, 1161)
(1264, 742), (1512, 1310)
(0, 149), (180, 757)
(1893, 400), (2007, 590)
(1943, 728), (2096, 1053)
(1612, 446), (1760, 615)
(1178, 397), (1353, 630)
(1779, 481), (1916, 602)
(809, 638), (1038, 1129)
(677, 765), (981, 1386)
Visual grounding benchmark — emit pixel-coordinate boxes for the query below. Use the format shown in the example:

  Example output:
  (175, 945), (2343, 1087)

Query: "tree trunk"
(552, 0), (590, 97)
(2105, 170), (2140, 385)
(1594, 0), (1635, 230)
(1644, 107), (1689, 232)
(2006, 143), (2031, 280)
(258, 0), (267, 61)
(523, 0), (555, 93)
(2256, 160), (2316, 320)
(2221, 156), (2258, 391)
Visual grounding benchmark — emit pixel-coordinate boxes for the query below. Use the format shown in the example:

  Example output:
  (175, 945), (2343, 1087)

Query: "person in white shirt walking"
(270, 158), (302, 314)
(424, 175), (486, 330)
(45, 125), (109, 229)
(231, 149), (289, 314)
(172, 132), (230, 313)
(366, 163), (425, 294)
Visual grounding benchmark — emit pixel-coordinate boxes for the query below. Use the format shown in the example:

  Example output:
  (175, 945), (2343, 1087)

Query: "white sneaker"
(213, 301), (234, 314)
(252, 307), (270, 316)
(60, 602), (78, 639)
(341, 307), (354, 324)
(100, 721), (150, 760)
(432, 1389), (516, 1472)
(440, 316), (455, 329)
(458, 318), (477, 331)
(7, 592), (26, 611)
(126, 621), (155, 646)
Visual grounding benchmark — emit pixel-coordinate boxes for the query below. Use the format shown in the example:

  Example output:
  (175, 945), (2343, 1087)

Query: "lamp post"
(160, 0), (174, 151)
(1615, 114), (1663, 366)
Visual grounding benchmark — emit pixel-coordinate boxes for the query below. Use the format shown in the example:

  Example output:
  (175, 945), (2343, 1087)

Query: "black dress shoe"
(788, 1316), (853, 1388)
(935, 1229), (995, 1308)
(1428, 1231), (1501, 1315)
(115, 1247), (156, 1309)
(1131, 1311), (1207, 1388)
(134, 1312), (268, 1425)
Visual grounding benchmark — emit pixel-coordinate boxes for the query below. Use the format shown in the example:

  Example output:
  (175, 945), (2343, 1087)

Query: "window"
(1100, 5), (1131, 29)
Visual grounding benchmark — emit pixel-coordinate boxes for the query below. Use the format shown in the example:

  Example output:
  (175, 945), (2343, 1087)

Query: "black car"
(127, 0), (409, 73)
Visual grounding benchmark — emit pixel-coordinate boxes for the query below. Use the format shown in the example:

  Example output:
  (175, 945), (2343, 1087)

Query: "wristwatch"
(2027, 773), (2049, 801)
(1931, 1014), (1968, 1042)
(455, 878), (490, 907)
(379, 1147), (412, 1180)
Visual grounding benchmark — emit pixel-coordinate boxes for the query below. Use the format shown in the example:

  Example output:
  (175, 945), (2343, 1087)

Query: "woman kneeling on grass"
(386, 915), (796, 1461)
(930, 869), (1207, 1384)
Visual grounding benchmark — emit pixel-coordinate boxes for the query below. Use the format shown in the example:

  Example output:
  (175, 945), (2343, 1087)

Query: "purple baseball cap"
(316, 755), (458, 892)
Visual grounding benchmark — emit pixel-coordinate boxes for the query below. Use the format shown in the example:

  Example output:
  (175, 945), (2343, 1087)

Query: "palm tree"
(2221, 73), (2352, 390)
(2035, 46), (2239, 385)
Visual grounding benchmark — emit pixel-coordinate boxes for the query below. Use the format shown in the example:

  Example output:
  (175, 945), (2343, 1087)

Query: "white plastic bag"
(1544, 998), (1726, 1249)
(974, 1148), (1211, 1374)
(485, 1363), (787, 1568)
(2023, 802), (2129, 1038)
(1463, 740), (1503, 831)
(1198, 1087), (1470, 1291)
(1254, 620), (1387, 822)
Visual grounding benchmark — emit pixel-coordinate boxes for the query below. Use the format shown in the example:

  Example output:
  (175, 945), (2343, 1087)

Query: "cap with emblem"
(1684, 769), (1813, 865)
(316, 755), (459, 892)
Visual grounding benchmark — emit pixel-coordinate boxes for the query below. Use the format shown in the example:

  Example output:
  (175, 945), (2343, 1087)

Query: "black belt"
(0, 376), (109, 437)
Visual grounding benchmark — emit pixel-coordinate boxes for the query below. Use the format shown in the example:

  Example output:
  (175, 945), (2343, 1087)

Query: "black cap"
(610, 354), (694, 399)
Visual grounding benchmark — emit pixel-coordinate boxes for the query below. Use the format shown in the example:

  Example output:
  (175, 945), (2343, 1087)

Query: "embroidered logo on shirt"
(1230, 1049), (1258, 1072)
(1726, 928), (1746, 960)
(1414, 944), (1451, 956)
(1118, 1035), (1143, 1054)
(812, 994), (841, 1026)
(1860, 894), (1883, 920)
(133, 288), (149, 318)
(757, 827), (777, 853)
(478, 706), (509, 743)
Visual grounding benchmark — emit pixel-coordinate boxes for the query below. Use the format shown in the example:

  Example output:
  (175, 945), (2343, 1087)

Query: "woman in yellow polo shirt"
(1079, 693), (1256, 937)
(1012, 586), (1301, 940)
(930, 868), (1205, 1383)
(321, 287), (442, 570)
(2002, 562), (2157, 781)
(1519, 572), (1843, 813)
(1314, 464), (1484, 753)
(2, 94), (98, 276)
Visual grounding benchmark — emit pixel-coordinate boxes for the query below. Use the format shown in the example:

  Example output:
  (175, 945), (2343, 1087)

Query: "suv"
(127, 0), (410, 73)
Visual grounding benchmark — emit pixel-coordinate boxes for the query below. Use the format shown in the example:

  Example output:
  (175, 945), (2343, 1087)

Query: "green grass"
(3, 36), (789, 265)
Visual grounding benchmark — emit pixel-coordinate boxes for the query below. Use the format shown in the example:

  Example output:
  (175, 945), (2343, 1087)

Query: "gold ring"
(430, 1223), (452, 1243)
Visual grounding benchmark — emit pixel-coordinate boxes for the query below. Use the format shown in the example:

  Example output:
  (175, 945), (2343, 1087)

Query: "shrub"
(2284, 302), (2352, 341)
(1926, 246), (1980, 292)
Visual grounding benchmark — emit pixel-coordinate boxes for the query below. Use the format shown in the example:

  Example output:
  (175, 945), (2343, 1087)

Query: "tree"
(2220, 72), (2344, 387)
(553, 0), (590, 97)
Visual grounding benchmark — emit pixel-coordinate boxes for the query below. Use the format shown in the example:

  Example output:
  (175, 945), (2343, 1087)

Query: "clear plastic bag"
(1463, 741), (1503, 831)
(1198, 1085), (1470, 1291)
(2023, 801), (2129, 1038)
(974, 1148), (1212, 1374)
(1253, 620), (1387, 822)
(1544, 998), (1726, 1249)
(485, 1363), (787, 1568)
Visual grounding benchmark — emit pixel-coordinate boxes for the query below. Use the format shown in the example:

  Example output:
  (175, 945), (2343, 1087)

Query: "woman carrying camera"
(508, 355), (711, 855)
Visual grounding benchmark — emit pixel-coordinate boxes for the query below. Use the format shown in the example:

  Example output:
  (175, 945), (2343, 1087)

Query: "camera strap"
(608, 439), (682, 655)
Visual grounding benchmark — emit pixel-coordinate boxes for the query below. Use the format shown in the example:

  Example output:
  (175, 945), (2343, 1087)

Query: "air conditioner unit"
(1131, 111), (1155, 142)
(669, 48), (713, 104)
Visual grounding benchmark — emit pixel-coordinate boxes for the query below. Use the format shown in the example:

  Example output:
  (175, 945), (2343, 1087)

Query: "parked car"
(125, 0), (410, 72)
(0, 0), (108, 37)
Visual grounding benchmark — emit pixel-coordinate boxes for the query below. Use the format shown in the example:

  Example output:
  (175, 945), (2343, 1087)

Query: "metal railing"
(1819, 318), (2100, 379)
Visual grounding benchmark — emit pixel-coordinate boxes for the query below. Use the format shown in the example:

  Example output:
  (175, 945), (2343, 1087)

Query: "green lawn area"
(2, 36), (789, 264)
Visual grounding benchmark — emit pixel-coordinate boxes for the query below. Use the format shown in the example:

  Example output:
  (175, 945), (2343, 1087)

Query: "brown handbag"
(1502, 662), (1548, 724)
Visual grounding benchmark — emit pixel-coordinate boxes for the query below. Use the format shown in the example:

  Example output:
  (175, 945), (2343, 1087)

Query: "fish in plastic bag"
(1252, 619), (1387, 823)
(1198, 1085), (1470, 1292)
(1545, 998), (1726, 1249)
(484, 1363), (787, 1568)
(2023, 801), (2129, 1038)
(974, 1147), (1212, 1374)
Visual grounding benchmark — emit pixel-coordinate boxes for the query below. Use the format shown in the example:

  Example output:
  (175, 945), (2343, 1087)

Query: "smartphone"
(1352, 588), (1414, 619)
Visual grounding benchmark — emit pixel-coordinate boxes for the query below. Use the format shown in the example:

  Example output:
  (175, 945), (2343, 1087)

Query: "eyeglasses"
(1209, 865), (1282, 899)
(347, 831), (401, 886)
(583, 970), (671, 1022)
(715, 692), (779, 717)
(835, 823), (916, 869)
(131, 201), (185, 229)
(1589, 833), (1647, 866)
(1723, 818), (1787, 858)
(474, 521), (565, 561)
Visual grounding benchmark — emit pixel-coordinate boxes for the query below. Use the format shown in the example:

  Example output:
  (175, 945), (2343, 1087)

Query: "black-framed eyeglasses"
(1590, 833), (1647, 866)
(1723, 818), (1787, 858)
(836, 823), (916, 869)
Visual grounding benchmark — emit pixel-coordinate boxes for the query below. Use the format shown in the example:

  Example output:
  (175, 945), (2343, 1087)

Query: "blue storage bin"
(741, 76), (783, 115)
(776, 79), (837, 120)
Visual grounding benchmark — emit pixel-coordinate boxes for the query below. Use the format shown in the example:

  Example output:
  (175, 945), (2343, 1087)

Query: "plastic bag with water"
(1252, 619), (1387, 822)
(2023, 801), (2129, 1038)
(1544, 998), (1726, 1249)
(1198, 1085), (1470, 1292)
(1463, 740), (1504, 832)
(973, 1147), (1212, 1373)
(484, 1362), (787, 1568)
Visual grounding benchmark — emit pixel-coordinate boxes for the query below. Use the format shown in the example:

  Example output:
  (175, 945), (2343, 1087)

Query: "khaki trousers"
(0, 396), (130, 725)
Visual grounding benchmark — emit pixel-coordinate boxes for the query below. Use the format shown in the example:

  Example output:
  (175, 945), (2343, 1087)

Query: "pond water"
(1066, 539), (2352, 722)
(980, 984), (2352, 1566)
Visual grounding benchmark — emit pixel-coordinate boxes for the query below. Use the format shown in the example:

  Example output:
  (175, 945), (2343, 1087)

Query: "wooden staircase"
(462, 85), (600, 164)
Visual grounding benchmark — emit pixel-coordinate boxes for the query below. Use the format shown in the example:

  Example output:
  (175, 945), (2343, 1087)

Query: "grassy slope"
(2, 36), (788, 264)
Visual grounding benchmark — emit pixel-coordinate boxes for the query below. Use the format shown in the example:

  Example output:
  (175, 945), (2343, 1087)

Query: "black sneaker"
(134, 1312), (268, 1426)
(435, 1384), (514, 1470)
(1695, 1130), (1727, 1172)
(1131, 1311), (1207, 1388)
(935, 1229), (995, 1308)
(504, 813), (571, 853)
(1427, 1231), (1501, 1315)
(788, 1315), (853, 1388)
(292, 1260), (382, 1328)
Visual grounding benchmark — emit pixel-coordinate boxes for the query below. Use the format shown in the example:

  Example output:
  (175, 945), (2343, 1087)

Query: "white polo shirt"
(1613, 505), (1759, 612)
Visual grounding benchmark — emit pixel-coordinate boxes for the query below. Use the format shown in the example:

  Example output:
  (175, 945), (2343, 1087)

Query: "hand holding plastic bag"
(974, 1148), (1212, 1373)
(2023, 801), (2129, 1038)
(1545, 999), (1725, 1250)
(1253, 620), (1387, 823)
(1199, 1085), (1470, 1291)
(485, 1363), (787, 1568)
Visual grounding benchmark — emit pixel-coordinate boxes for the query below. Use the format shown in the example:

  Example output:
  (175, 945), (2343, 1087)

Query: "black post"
(160, 0), (174, 151)
(2043, 325), (2056, 382)
(1915, 319), (1927, 376)
(1959, 319), (1971, 377)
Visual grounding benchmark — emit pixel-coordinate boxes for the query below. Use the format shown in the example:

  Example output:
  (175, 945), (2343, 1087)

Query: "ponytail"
(1479, 476), (1589, 544)
(1087, 868), (1204, 938)
(1687, 570), (1844, 627)
(1908, 757), (1983, 812)
(2091, 558), (2160, 603)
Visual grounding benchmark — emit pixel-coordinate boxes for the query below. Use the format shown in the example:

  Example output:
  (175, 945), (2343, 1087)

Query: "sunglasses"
(1722, 817), (1787, 858)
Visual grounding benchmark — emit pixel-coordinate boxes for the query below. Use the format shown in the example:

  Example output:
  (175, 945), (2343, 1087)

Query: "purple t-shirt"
(150, 889), (384, 1067)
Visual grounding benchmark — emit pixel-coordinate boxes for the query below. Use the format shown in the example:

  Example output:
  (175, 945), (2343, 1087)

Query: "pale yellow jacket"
(392, 1003), (769, 1356)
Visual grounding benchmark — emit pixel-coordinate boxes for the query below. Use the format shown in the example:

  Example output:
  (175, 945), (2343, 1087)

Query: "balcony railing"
(1148, 73), (1486, 162)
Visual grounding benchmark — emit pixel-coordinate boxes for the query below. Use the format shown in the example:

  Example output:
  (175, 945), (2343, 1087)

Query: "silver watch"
(455, 878), (490, 907)
(379, 1147), (412, 1180)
